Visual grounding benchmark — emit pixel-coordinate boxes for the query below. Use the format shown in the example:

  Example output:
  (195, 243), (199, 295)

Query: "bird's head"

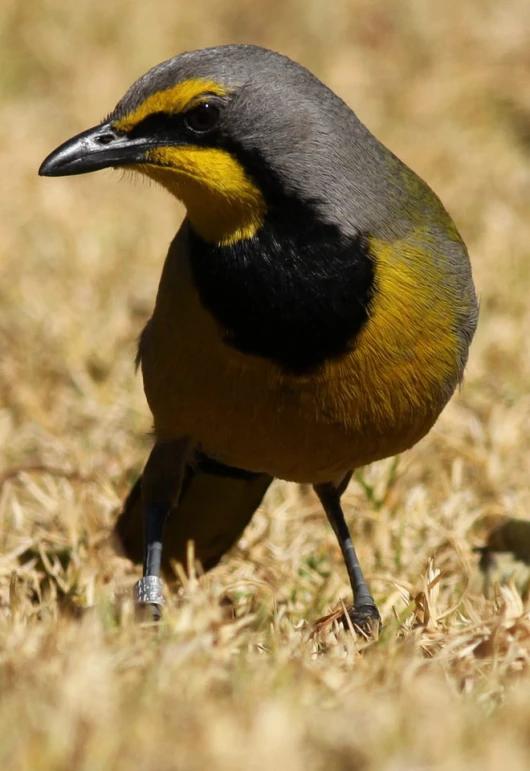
(41, 46), (314, 245)
(39, 45), (400, 246)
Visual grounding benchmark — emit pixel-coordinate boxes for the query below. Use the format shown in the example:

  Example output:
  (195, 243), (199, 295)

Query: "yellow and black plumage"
(39, 45), (478, 631)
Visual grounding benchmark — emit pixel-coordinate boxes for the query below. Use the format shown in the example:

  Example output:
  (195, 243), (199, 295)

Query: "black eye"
(185, 102), (220, 133)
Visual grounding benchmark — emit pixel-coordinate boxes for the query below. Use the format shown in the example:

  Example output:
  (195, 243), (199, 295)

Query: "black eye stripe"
(125, 96), (223, 142)
(127, 111), (182, 139)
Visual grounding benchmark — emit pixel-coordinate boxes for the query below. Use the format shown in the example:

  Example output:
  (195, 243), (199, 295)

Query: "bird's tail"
(114, 455), (273, 577)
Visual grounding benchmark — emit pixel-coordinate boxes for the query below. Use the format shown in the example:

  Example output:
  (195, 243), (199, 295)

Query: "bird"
(39, 44), (478, 633)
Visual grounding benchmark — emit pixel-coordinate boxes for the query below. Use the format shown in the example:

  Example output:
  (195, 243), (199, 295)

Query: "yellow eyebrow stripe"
(112, 79), (228, 133)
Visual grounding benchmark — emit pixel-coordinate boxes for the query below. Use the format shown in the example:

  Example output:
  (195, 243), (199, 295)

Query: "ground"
(1, 1), (530, 769)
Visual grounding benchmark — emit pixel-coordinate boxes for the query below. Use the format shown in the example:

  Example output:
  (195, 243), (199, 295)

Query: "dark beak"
(39, 122), (150, 177)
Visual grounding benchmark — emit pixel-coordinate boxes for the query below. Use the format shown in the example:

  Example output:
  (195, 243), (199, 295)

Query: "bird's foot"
(341, 602), (381, 638)
(134, 575), (165, 621)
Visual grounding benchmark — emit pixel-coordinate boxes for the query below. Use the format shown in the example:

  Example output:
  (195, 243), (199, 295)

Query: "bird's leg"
(314, 475), (381, 635)
(134, 438), (192, 619)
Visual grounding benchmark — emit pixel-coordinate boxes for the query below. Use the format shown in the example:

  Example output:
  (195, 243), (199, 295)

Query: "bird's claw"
(342, 603), (381, 637)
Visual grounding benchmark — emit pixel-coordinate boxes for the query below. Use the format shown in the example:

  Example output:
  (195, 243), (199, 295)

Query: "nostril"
(96, 133), (115, 145)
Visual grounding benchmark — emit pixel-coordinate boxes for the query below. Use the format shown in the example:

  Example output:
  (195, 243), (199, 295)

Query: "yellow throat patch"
(112, 78), (266, 245)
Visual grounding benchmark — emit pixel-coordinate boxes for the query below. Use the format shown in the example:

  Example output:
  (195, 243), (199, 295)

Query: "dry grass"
(2, 1), (530, 768)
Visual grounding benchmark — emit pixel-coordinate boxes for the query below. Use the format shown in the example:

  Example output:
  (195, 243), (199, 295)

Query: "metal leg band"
(134, 575), (165, 606)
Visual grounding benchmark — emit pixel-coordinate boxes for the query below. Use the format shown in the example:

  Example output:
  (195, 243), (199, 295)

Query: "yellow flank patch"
(136, 146), (266, 245)
(112, 79), (228, 133)
(342, 232), (468, 432)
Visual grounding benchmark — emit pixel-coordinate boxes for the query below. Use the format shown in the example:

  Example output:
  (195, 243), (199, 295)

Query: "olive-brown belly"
(141, 315), (448, 484)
